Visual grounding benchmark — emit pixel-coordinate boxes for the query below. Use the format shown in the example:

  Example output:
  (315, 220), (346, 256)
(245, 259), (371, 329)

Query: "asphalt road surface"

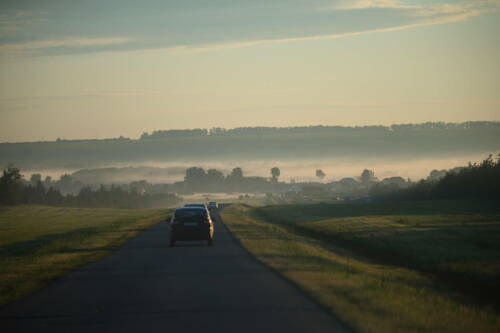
(1, 208), (349, 333)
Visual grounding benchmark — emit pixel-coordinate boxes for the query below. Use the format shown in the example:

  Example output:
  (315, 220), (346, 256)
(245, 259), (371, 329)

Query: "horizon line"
(1, 120), (499, 144)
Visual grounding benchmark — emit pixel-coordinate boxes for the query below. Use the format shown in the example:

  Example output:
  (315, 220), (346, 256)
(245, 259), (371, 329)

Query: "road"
(0, 209), (349, 333)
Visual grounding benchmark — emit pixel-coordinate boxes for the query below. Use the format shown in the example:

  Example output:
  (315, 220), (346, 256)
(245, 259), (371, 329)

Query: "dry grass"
(0, 205), (169, 305)
(222, 204), (500, 333)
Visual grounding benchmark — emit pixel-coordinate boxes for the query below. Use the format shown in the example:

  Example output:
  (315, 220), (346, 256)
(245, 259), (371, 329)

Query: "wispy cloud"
(158, 11), (482, 55)
(154, 0), (497, 55)
(333, 0), (415, 11)
(0, 37), (131, 57)
(331, 0), (500, 17)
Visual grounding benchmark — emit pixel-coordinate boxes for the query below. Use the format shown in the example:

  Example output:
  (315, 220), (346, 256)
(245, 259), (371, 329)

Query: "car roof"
(175, 207), (206, 211)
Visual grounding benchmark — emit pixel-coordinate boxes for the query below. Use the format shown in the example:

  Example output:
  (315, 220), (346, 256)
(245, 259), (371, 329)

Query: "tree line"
(371, 155), (500, 200)
(0, 166), (181, 208)
(139, 122), (500, 140)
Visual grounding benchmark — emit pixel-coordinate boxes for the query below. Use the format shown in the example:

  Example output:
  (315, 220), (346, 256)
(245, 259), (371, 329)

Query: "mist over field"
(20, 153), (493, 185)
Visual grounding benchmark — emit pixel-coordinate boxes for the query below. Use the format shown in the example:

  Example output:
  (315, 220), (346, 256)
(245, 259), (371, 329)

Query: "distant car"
(184, 203), (210, 216)
(207, 201), (218, 210)
(169, 207), (214, 246)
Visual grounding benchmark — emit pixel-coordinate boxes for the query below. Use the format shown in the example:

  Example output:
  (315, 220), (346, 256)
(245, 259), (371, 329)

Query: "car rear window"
(175, 209), (206, 219)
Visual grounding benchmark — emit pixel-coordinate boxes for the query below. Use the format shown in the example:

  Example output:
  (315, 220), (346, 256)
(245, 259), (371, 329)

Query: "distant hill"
(1, 122), (499, 170)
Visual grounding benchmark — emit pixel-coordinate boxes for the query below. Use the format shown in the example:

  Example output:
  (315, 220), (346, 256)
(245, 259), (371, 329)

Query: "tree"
(0, 165), (23, 205)
(184, 167), (206, 182)
(57, 174), (75, 195)
(271, 167), (280, 183)
(229, 167), (243, 179)
(30, 173), (42, 185)
(360, 169), (375, 186)
(44, 176), (52, 187)
(427, 169), (446, 182)
(207, 169), (224, 183)
(315, 169), (326, 181)
(33, 180), (47, 204)
(46, 187), (63, 205)
(184, 167), (207, 191)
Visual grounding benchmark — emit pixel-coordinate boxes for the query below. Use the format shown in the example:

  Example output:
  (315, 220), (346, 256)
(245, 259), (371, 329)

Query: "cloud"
(158, 11), (481, 55)
(152, 0), (497, 55)
(0, 37), (131, 57)
(333, 0), (414, 10)
(1, 1), (498, 58)
(331, 0), (500, 17)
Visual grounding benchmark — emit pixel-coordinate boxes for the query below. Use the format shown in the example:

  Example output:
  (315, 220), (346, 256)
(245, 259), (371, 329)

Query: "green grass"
(221, 201), (500, 333)
(257, 199), (500, 222)
(0, 205), (169, 306)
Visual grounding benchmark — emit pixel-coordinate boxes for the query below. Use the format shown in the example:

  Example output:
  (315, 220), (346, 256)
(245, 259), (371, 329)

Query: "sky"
(0, 0), (499, 142)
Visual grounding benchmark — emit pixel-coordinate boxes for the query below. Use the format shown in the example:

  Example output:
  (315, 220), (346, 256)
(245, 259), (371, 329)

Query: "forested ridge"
(1, 122), (499, 170)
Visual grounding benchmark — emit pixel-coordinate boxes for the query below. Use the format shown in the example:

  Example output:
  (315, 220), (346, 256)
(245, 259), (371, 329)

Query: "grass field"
(221, 200), (500, 333)
(0, 205), (169, 306)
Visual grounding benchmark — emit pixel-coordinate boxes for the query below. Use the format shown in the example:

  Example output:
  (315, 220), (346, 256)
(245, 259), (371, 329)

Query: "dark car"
(169, 207), (214, 246)
(207, 201), (218, 210)
(184, 203), (207, 209)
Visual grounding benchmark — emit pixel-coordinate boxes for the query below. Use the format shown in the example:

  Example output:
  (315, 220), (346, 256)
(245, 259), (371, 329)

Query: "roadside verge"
(0, 205), (169, 306)
(221, 204), (500, 333)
